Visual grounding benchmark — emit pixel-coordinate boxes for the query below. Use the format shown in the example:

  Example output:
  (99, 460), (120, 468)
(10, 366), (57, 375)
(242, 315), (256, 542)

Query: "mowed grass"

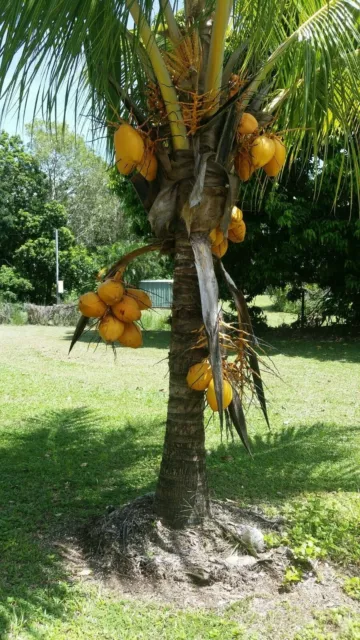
(0, 324), (360, 639)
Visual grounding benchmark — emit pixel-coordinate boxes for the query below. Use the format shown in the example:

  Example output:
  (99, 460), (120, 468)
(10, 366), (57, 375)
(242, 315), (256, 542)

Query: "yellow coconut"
(250, 135), (276, 168)
(229, 206), (243, 229)
(126, 288), (152, 310)
(212, 238), (228, 258)
(115, 156), (136, 176)
(186, 361), (213, 391)
(98, 315), (125, 342)
(234, 153), (255, 182)
(228, 220), (246, 243)
(78, 292), (107, 318)
(209, 227), (224, 247)
(112, 295), (141, 323)
(238, 113), (258, 135)
(263, 137), (286, 177)
(97, 280), (124, 306)
(114, 123), (145, 174)
(118, 322), (143, 348)
(206, 379), (233, 412)
(138, 150), (158, 182)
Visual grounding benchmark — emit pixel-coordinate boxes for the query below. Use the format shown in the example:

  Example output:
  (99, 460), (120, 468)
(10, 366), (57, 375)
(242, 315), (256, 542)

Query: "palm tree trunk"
(154, 230), (210, 528)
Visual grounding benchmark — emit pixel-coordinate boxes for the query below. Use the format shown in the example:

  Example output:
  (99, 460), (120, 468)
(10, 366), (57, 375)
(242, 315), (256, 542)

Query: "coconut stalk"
(126, 0), (189, 150)
(204, 0), (232, 115)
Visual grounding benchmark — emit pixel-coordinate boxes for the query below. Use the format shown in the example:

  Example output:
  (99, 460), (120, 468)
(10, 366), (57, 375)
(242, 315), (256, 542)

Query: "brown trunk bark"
(154, 231), (210, 528)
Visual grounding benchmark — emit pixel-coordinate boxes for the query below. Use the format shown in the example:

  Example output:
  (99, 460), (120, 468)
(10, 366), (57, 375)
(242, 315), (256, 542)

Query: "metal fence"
(138, 279), (173, 309)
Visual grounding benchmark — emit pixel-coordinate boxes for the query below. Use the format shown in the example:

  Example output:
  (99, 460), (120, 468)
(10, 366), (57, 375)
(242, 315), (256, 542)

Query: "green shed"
(139, 279), (173, 309)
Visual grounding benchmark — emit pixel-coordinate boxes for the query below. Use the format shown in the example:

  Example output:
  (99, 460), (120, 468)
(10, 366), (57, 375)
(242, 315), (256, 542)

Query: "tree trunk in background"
(154, 231), (210, 528)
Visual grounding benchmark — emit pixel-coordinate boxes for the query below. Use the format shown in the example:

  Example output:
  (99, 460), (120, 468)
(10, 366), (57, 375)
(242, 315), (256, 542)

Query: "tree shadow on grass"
(208, 422), (360, 504)
(258, 330), (360, 364)
(62, 328), (170, 350)
(0, 407), (162, 638)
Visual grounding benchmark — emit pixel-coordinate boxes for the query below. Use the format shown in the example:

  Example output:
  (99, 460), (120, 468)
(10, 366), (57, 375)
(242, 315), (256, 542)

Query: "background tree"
(1, 0), (359, 530)
(224, 150), (360, 325)
(0, 131), (96, 303)
(27, 121), (129, 247)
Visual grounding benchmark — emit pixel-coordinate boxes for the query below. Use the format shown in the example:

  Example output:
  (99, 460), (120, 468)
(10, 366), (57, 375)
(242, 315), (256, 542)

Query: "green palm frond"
(0, 0), (359, 195)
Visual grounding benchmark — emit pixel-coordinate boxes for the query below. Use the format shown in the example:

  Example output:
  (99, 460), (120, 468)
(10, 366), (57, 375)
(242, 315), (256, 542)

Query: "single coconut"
(238, 112), (258, 135)
(234, 153), (255, 181)
(114, 123), (145, 175)
(138, 150), (157, 181)
(209, 227), (224, 247)
(212, 238), (228, 258)
(78, 292), (107, 318)
(186, 361), (213, 391)
(115, 156), (136, 175)
(97, 280), (124, 305)
(112, 295), (141, 323)
(263, 137), (286, 177)
(126, 288), (152, 310)
(250, 135), (275, 168)
(118, 322), (143, 348)
(228, 220), (246, 243)
(98, 315), (125, 342)
(206, 378), (233, 412)
(229, 206), (243, 229)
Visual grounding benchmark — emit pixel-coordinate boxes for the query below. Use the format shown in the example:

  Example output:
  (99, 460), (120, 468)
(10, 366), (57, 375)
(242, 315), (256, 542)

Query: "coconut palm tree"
(1, 0), (359, 529)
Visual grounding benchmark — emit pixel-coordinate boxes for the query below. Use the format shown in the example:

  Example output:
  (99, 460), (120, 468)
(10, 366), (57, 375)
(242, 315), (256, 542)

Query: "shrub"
(25, 303), (80, 326)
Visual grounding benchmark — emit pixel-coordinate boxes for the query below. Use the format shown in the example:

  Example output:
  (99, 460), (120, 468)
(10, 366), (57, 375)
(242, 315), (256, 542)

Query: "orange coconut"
(118, 322), (143, 348)
(209, 227), (224, 247)
(78, 292), (107, 318)
(263, 137), (286, 177)
(126, 288), (152, 310)
(115, 156), (136, 175)
(206, 379), (233, 412)
(98, 315), (125, 342)
(138, 150), (157, 181)
(238, 112), (258, 135)
(112, 295), (141, 323)
(212, 238), (228, 258)
(228, 220), (246, 243)
(97, 279), (124, 305)
(114, 123), (145, 163)
(234, 152), (255, 181)
(229, 206), (243, 229)
(250, 135), (275, 168)
(186, 361), (213, 391)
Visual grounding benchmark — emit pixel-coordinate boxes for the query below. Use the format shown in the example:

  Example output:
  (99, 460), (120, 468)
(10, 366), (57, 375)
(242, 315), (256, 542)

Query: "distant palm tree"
(1, 0), (359, 528)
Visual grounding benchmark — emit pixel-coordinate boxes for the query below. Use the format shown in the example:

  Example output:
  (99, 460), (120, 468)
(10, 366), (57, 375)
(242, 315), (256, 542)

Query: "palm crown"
(1, 1), (359, 183)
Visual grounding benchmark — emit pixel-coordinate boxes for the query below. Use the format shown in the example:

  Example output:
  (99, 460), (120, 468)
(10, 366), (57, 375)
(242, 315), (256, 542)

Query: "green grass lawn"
(0, 324), (360, 639)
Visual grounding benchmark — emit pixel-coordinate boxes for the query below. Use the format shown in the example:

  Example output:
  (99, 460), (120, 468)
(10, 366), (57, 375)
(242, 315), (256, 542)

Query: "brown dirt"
(53, 494), (360, 639)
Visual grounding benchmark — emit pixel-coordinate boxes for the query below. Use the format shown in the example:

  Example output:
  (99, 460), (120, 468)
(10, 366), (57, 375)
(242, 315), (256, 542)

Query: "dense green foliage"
(224, 152), (360, 325)
(0, 129), (172, 304)
(27, 121), (129, 247)
(0, 131), (95, 303)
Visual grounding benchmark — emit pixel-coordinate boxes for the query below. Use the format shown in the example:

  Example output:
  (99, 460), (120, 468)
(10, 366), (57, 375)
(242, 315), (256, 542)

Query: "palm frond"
(191, 233), (224, 427)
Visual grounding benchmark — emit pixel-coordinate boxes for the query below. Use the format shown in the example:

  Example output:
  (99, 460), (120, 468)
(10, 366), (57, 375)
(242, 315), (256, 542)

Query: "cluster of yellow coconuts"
(186, 360), (233, 412)
(209, 205), (246, 259)
(78, 276), (152, 348)
(235, 112), (286, 182)
(114, 123), (158, 182)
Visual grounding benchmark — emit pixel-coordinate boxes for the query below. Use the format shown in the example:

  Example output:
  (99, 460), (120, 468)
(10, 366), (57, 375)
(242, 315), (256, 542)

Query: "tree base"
(82, 494), (293, 588)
